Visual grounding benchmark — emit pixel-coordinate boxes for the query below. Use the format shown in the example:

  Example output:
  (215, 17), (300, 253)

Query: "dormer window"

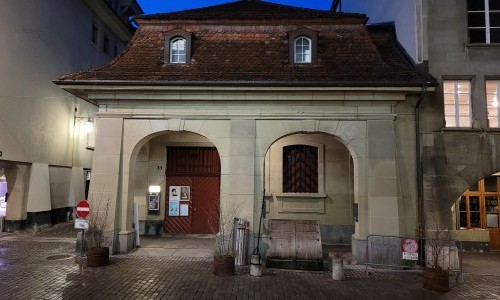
(294, 36), (312, 63)
(170, 38), (186, 63)
(288, 28), (318, 64)
(164, 30), (193, 64)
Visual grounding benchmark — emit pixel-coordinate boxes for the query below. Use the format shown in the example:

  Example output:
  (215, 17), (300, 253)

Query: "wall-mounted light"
(84, 118), (94, 133)
(148, 185), (161, 193)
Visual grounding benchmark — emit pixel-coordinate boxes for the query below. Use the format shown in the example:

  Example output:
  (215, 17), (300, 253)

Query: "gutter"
(415, 84), (428, 237)
(54, 79), (438, 89)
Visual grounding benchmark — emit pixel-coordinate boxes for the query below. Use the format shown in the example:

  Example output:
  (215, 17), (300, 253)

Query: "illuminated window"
(457, 176), (500, 229)
(443, 80), (472, 127)
(487, 80), (500, 127)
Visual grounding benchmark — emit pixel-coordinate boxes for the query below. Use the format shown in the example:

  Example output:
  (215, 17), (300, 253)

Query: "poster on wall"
(168, 201), (180, 216)
(180, 186), (190, 201)
(180, 203), (189, 216)
(169, 186), (180, 201)
(148, 194), (160, 211)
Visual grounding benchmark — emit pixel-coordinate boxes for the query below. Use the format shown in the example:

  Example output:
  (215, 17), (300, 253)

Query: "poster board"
(147, 193), (160, 215)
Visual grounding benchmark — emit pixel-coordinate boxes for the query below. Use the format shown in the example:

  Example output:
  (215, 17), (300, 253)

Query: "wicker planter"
(213, 256), (235, 276)
(422, 268), (449, 292)
(87, 246), (109, 267)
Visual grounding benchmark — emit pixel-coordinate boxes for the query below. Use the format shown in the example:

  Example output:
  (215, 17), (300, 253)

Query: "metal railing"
(365, 235), (463, 279)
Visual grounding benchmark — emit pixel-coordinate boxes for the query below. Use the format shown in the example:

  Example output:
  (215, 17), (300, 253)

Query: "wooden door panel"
(192, 176), (220, 234)
(164, 176), (193, 233)
(490, 229), (500, 251)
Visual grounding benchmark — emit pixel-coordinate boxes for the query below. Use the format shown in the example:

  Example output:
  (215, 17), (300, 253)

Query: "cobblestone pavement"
(0, 223), (499, 299)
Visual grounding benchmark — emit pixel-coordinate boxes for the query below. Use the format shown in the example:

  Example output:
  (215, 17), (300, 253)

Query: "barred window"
(283, 145), (318, 193)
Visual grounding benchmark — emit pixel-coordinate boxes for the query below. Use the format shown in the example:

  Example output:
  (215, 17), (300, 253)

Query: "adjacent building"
(56, 0), (435, 260)
(0, 0), (142, 231)
(344, 0), (500, 251)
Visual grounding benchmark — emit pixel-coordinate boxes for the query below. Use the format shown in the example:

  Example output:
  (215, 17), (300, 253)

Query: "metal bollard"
(233, 218), (249, 266)
(330, 252), (345, 280)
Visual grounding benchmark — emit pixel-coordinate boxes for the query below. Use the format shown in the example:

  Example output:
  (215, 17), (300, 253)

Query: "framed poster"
(148, 194), (160, 211)
(180, 203), (189, 216)
(169, 186), (180, 201)
(168, 201), (179, 216)
(180, 186), (190, 200)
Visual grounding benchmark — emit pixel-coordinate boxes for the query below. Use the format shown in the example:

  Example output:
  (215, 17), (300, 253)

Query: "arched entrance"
(130, 131), (221, 237)
(452, 173), (500, 251)
(263, 132), (354, 268)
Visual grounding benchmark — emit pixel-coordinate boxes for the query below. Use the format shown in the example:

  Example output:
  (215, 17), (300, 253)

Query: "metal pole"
(80, 229), (84, 257)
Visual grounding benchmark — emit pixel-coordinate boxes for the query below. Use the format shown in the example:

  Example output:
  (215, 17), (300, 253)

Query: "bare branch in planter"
(85, 193), (112, 248)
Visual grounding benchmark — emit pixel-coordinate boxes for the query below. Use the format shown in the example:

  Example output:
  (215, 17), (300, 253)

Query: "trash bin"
(233, 218), (249, 266)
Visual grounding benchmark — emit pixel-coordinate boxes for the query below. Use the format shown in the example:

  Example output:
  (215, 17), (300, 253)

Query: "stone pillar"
(26, 163), (51, 213)
(88, 117), (125, 253)
(222, 120), (256, 251)
(366, 120), (401, 236)
(4, 164), (30, 230)
(70, 167), (86, 207)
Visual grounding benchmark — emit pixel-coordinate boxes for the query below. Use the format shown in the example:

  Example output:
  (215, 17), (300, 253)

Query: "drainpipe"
(416, 84), (427, 237)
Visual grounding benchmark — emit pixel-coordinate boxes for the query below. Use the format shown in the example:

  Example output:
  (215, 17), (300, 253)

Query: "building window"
(164, 30), (193, 65)
(103, 34), (110, 55)
(487, 80), (500, 127)
(91, 23), (99, 46)
(170, 38), (186, 64)
(457, 176), (500, 229)
(443, 80), (472, 127)
(467, 0), (500, 43)
(288, 28), (318, 64)
(283, 145), (318, 193)
(294, 37), (312, 63)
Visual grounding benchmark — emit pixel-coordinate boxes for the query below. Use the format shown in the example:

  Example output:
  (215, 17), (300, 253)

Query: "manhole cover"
(46, 255), (73, 261)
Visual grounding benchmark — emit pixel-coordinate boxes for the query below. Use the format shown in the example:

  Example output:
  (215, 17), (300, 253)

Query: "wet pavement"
(0, 222), (500, 299)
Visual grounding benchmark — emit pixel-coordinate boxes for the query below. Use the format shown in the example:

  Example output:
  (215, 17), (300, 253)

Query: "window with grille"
(283, 145), (318, 193)
(467, 0), (500, 44)
(443, 80), (472, 127)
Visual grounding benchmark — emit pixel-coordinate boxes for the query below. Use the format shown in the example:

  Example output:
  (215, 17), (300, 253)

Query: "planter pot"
(213, 256), (235, 276)
(422, 268), (449, 292)
(87, 246), (109, 267)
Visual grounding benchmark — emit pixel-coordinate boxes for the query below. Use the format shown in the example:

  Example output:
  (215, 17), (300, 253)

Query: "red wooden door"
(164, 147), (220, 234)
(192, 176), (220, 233)
(165, 176), (193, 233)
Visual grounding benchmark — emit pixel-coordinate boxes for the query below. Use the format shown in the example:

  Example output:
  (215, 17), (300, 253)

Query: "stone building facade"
(0, 0), (141, 231)
(57, 0), (435, 259)
(344, 0), (500, 251)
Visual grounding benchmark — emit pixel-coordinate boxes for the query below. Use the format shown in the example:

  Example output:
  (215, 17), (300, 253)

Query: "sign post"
(75, 200), (91, 257)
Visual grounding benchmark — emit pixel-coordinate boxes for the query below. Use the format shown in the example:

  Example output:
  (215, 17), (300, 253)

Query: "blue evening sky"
(136, 0), (353, 14)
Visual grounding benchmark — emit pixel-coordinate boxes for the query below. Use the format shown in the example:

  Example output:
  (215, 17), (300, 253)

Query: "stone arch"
(120, 119), (227, 236)
(255, 120), (367, 242)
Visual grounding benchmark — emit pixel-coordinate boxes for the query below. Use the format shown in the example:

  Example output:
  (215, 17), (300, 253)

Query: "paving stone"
(0, 224), (500, 299)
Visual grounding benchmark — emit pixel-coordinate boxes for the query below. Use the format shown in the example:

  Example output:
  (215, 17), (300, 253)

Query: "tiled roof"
(58, 1), (435, 87)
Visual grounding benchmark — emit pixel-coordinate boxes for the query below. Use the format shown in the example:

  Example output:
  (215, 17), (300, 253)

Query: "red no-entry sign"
(76, 200), (90, 219)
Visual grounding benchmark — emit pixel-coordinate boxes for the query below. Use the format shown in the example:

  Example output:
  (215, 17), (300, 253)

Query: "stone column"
(26, 163), (51, 214)
(222, 120), (256, 251)
(4, 164), (30, 230)
(88, 117), (125, 253)
(366, 120), (401, 236)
